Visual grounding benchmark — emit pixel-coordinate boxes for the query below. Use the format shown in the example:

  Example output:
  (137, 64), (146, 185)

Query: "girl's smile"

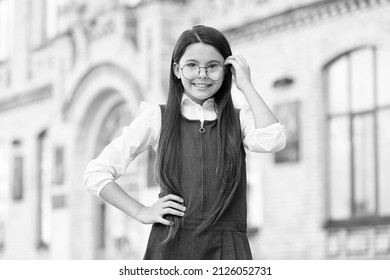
(192, 82), (212, 89)
(174, 43), (225, 104)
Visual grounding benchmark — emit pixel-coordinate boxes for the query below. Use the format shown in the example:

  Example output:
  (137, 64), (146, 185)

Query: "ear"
(173, 62), (181, 79)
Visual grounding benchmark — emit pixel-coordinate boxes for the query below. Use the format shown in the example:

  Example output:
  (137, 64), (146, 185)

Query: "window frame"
(323, 46), (390, 229)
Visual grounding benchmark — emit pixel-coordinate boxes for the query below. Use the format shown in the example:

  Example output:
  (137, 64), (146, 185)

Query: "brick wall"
(229, 2), (390, 259)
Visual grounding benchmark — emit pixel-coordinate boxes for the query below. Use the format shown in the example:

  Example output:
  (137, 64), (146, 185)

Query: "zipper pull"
(199, 121), (205, 134)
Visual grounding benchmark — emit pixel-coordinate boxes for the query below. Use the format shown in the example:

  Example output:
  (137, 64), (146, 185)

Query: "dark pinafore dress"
(143, 105), (252, 260)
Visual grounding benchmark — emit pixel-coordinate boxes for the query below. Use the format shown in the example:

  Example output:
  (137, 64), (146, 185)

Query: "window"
(0, 0), (14, 61)
(37, 130), (52, 250)
(325, 48), (390, 226)
(0, 141), (9, 251)
(274, 101), (300, 163)
(45, 0), (58, 39)
(53, 146), (65, 185)
(12, 140), (23, 201)
(44, 0), (69, 40)
(30, 0), (69, 47)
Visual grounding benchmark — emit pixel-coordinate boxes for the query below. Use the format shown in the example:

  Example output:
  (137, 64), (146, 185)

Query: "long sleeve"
(240, 107), (286, 152)
(83, 102), (161, 197)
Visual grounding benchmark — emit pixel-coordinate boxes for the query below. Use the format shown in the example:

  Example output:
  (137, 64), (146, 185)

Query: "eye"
(186, 63), (198, 68)
(208, 64), (220, 70)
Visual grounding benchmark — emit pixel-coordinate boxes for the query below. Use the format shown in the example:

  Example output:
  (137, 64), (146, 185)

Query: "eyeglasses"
(179, 64), (225, 81)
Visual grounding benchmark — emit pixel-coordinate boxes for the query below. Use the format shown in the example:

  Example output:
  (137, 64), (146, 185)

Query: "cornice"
(0, 85), (52, 114)
(224, 0), (390, 43)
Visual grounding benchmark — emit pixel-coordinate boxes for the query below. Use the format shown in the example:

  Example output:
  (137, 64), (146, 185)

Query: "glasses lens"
(181, 64), (225, 81)
(182, 64), (199, 80)
(207, 65), (224, 81)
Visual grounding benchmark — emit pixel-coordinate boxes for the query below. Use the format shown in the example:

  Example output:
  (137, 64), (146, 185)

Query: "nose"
(198, 67), (208, 79)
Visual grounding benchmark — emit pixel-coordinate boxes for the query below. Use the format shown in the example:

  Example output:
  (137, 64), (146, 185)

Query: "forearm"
(241, 83), (278, 128)
(100, 182), (145, 222)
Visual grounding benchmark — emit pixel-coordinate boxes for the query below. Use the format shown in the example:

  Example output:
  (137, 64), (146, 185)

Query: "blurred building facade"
(0, 0), (389, 259)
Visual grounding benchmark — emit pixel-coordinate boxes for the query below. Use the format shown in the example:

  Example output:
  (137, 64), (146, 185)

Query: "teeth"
(193, 84), (211, 88)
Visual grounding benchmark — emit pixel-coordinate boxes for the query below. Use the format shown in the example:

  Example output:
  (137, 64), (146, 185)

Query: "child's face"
(174, 43), (225, 105)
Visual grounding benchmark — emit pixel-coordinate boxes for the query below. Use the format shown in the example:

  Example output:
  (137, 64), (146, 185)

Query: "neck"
(183, 93), (209, 105)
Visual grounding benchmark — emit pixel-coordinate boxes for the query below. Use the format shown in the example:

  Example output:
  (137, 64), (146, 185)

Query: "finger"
(163, 201), (186, 211)
(224, 58), (240, 66)
(224, 55), (238, 63)
(227, 55), (248, 67)
(224, 59), (240, 73)
(161, 194), (184, 203)
(158, 217), (173, 226)
(224, 57), (238, 65)
(163, 208), (185, 217)
(225, 55), (236, 61)
(225, 55), (243, 62)
(237, 55), (249, 66)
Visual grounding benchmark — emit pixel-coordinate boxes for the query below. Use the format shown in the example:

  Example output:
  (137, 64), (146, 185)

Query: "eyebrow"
(184, 59), (223, 64)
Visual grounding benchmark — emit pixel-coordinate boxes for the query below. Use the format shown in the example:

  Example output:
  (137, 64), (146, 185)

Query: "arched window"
(325, 47), (390, 227)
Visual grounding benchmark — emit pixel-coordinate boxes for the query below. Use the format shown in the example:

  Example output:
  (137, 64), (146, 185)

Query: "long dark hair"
(156, 25), (243, 242)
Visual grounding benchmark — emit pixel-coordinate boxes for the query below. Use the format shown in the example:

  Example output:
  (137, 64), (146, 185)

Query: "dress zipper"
(199, 121), (205, 214)
(199, 111), (205, 214)
(199, 121), (205, 134)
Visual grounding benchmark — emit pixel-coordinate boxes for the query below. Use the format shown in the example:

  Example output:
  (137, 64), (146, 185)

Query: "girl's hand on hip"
(136, 194), (186, 225)
(224, 55), (253, 92)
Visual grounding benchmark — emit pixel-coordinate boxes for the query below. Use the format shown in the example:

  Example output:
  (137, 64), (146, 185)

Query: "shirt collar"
(181, 93), (215, 105)
(181, 94), (217, 121)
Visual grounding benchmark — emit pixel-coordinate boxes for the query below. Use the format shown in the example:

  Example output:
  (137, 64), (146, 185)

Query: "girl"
(84, 25), (286, 259)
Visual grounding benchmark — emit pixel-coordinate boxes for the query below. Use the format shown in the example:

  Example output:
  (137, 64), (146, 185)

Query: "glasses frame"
(179, 64), (226, 81)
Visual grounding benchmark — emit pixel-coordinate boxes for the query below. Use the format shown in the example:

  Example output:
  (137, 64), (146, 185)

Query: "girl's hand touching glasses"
(136, 194), (186, 226)
(224, 55), (253, 92)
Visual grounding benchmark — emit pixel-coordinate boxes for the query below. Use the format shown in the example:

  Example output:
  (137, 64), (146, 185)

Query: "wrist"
(134, 204), (146, 223)
(239, 81), (255, 94)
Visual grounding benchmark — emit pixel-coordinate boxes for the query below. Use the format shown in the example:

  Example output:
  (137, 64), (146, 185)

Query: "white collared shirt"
(84, 95), (286, 197)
